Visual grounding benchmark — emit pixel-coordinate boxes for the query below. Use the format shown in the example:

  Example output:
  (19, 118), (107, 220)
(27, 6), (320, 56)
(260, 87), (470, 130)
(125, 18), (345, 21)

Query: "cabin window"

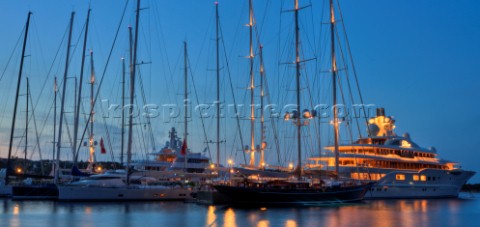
(420, 175), (427, 181)
(413, 175), (419, 181)
(396, 174), (405, 181)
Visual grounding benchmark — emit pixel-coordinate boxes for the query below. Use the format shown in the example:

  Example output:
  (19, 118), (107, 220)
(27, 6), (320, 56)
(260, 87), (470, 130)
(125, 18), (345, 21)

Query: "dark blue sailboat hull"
(213, 183), (372, 206)
(12, 184), (58, 200)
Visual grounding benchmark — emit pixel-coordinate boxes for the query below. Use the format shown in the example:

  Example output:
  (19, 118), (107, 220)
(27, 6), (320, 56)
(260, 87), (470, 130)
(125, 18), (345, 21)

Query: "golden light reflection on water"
(13, 204), (20, 215)
(257, 220), (269, 227)
(285, 219), (297, 227)
(312, 200), (435, 227)
(10, 204), (21, 227)
(206, 206), (216, 227)
(224, 208), (237, 227)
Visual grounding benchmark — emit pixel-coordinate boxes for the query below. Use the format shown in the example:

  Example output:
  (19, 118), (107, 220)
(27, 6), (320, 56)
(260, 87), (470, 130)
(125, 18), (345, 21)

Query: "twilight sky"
(0, 0), (479, 183)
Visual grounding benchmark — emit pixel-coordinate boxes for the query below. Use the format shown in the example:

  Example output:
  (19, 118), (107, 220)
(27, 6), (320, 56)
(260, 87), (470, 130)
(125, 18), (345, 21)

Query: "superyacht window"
(396, 174), (406, 181)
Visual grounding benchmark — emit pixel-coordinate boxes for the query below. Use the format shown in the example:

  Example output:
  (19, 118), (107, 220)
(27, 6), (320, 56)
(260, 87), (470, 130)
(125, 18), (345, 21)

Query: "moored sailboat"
(212, 0), (371, 206)
(58, 0), (196, 202)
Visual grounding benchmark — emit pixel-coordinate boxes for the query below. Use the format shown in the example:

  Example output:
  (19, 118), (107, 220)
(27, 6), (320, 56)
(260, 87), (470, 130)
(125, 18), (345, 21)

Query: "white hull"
(58, 185), (193, 201)
(364, 169), (475, 199)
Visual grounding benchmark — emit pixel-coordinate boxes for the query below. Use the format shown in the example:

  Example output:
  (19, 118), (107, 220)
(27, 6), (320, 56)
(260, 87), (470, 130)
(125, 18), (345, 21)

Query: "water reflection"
(0, 194), (477, 226)
(224, 208), (236, 227)
(206, 206), (216, 226)
(285, 219), (297, 227)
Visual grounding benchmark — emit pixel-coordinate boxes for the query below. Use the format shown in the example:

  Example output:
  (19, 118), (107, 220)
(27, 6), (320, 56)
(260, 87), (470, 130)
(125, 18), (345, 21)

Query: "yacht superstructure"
(307, 108), (475, 198)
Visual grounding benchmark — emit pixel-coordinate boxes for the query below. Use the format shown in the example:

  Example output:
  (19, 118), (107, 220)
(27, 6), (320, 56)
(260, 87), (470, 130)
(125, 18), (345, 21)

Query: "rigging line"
(137, 17), (155, 107)
(72, 9), (91, 165)
(334, 0), (370, 178)
(137, 67), (156, 151)
(151, 1), (175, 104)
(29, 20), (68, 136)
(167, 47), (182, 110)
(0, 28), (24, 82)
(76, 0), (129, 157)
(136, 72), (155, 152)
(335, 0), (370, 137)
(76, 95), (89, 161)
(219, 20), (248, 165)
(252, 24), (283, 165)
(312, 0), (327, 161)
(62, 114), (74, 151)
(302, 60), (321, 159)
(190, 6), (213, 88)
(255, 0), (270, 40)
(263, 74), (282, 165)
(96, 98), (117, 167)
(132, 84), (148, 157)
(187, 57), (212, 160)
(0, 25), (26, 134)
(334, 25), (361, 139)
(28, 83), (46, 175)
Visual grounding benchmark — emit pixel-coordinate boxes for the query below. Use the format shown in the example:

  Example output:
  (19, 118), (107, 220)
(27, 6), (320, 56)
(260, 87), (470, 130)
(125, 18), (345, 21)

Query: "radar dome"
(403, 133), (410, 139)
(428, 147), (437, 153)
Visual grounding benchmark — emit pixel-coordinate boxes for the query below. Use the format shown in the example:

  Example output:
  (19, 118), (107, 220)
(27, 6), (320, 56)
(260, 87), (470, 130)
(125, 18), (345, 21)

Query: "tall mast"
(184, 41), (188, 170)
(6, 12), (31, 185)
(127, 0), (141, 185)
(259, 45), (265, 168)
(120, 57), (126, 165)
(24, 77), (29, 173)
(215, 2), (220, 166)
(294, 0), (302, 179)
(330, 0), (339, 176)
(124, 25), (133, 166)
(88, 51), (96, 169)
(72, 9), (91, 165)
(52, 77), (57, 172)
(55, 12), (75, 184)
(248, 0), (256, 167)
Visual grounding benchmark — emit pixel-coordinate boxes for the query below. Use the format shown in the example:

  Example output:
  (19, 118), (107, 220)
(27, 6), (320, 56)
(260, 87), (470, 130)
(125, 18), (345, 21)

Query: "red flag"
(181, 139), (187, 155)
(100, 138), (106, 154)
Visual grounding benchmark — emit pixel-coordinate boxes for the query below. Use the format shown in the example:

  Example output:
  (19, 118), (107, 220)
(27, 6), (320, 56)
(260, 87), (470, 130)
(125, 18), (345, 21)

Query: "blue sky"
(0, 0), (479, 183)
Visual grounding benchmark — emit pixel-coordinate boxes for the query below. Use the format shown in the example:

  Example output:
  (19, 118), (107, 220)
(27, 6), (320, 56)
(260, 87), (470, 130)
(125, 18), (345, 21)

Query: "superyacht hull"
(365, 169), (475, 199)
(58, 185), (193, 201)
(213, 183), (372, 206)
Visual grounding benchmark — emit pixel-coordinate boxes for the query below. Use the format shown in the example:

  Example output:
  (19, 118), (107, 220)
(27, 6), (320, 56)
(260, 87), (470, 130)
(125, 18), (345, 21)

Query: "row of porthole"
(371, 187), (437, 192)
(370, 188), (387, 192)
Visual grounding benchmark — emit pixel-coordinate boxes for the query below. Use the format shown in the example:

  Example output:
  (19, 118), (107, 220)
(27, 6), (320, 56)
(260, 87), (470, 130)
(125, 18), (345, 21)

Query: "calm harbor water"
(1, 193), (479, 227)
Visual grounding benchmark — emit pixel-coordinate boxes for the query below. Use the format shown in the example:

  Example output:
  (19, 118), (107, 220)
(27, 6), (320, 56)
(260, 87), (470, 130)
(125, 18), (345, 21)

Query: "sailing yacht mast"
(215, 2), (220, 167)
(52, 77), (57, 172)
(127, 0), (141, 184)
(330, 0), (340, 176)
(248, 0), (256, 166)
(6, 12), (31, 185)
(259, 46), (265, 168)
(24, 77), (29, 172)
(294, 0), (302, 179)
(183, 41), (188, 170)
(72, 9), (91, 165)
(120, 57), (126, 165)
(55, 12), (75, 184)
(88, 51), (96, 169)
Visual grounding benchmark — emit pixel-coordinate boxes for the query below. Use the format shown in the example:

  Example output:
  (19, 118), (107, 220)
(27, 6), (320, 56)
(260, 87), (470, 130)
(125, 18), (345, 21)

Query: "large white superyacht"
(307, 108), (475, 199)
